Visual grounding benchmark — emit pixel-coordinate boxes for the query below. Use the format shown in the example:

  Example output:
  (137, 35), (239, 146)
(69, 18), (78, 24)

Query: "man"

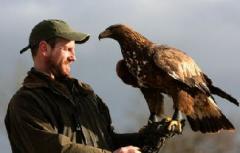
(5, 19), (142, 153)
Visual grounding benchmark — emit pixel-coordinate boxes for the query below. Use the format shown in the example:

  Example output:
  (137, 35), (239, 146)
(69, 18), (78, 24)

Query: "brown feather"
(203, 74), (239, 106)
(116, 59), (138, 87)
(116, 59), (164, 117)
(140, 88), (164, 117)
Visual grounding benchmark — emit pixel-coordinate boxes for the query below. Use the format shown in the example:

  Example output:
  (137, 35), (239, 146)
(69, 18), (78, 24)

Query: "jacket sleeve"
(111, 133), (143, 149)
(5, 92), (112, 153)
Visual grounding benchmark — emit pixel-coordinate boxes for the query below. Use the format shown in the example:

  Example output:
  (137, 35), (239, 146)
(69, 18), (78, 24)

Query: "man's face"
(47, 39), (76, 78)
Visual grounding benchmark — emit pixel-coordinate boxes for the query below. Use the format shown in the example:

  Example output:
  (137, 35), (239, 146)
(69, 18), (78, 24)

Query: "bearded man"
(5, 19), (144, 153)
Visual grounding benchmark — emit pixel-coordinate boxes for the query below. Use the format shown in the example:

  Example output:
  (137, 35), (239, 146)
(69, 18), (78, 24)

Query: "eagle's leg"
(172, 108), (183, 121)
(148, 112), (158, 123)
(167, 108), (183, 133)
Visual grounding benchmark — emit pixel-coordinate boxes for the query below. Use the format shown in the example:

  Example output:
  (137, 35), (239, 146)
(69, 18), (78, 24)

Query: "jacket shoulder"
(77, 81), (95, 95)
(79, 81), (93, 91)
(9, 87), (32, 104)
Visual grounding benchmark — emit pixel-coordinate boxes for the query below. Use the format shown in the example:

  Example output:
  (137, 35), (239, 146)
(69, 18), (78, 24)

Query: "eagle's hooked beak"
(98, 29), (112, 40)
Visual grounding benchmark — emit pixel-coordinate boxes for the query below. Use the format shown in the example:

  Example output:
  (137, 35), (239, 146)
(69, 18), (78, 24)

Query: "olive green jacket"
(5, 68), (142, 153)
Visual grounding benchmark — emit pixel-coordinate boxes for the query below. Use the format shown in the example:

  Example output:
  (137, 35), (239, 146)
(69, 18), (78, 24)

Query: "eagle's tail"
(210, 85), (239, 106)
(187, 114), (234, 133)
(185, 95), (235, 133)
(203, 74), (239, 106)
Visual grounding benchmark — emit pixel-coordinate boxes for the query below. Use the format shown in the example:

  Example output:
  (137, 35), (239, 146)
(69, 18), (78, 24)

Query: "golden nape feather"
(99, 24), (239, 133)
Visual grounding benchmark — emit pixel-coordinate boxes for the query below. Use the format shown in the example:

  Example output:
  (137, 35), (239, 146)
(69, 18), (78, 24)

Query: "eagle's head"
(99, 24), (153, 49)
(98, 24), (134, 41)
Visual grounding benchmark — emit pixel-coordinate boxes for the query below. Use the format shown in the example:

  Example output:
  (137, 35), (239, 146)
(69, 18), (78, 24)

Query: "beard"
(47, 57), (71, 79)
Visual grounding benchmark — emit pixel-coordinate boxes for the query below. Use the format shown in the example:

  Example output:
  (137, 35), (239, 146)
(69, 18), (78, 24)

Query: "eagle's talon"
(162, 117), (172, 122)
(167, 120), (183, 134)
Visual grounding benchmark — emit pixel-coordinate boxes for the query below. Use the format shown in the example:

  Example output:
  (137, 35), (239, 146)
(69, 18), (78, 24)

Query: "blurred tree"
(161, 124), (238, 153)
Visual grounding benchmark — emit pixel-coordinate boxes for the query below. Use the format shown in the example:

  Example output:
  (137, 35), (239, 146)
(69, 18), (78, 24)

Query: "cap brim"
(20, 45), (31, 54)
(58, 32), (90, 44)
(20, 32), (90, 54)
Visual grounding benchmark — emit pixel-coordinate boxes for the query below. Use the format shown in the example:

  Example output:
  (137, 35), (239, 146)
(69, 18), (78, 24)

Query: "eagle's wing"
(116, 60), (138, 87)
(152, 45), (235, 132)
(116, 59), (164, 117)
(153, 45), (210, 94)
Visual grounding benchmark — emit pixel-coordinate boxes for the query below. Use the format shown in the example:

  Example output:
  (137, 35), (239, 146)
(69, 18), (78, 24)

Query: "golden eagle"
(99, 24), (239, 133)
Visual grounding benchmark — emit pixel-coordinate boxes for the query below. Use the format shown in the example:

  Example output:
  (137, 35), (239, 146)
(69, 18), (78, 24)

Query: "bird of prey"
(99, 24), (239, 133)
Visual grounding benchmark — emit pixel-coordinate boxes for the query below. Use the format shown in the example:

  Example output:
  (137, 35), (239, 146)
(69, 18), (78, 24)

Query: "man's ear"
(39, 41), (51, 57)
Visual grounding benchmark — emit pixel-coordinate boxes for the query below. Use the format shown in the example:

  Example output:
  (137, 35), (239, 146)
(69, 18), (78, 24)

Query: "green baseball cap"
(20, 19), (90, 54)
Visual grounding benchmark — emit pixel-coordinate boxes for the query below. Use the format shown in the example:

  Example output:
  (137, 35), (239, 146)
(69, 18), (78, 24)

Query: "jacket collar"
(23, 68), (51, 88)
(23, 68), (93, 101)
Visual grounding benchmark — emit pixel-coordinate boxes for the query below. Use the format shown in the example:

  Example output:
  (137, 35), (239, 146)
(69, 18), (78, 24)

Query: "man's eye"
(59, 47), (68, 51)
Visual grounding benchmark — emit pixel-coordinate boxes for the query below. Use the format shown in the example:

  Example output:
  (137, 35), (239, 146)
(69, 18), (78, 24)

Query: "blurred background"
(0, 0), (239, 152)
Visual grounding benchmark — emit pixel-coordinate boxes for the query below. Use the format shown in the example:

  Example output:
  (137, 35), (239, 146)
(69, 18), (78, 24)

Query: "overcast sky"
(1, 1), (240, 152)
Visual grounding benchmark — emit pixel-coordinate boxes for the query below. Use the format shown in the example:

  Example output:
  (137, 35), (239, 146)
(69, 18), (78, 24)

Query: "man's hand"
(113, 146), (141, 153)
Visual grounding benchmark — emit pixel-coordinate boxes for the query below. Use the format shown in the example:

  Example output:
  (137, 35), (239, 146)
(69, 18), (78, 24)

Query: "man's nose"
(69, 51), (76, 62)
